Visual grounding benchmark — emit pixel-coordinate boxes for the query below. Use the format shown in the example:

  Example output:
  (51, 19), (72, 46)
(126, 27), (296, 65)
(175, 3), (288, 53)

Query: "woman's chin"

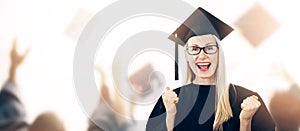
(196, 74), (213, 79)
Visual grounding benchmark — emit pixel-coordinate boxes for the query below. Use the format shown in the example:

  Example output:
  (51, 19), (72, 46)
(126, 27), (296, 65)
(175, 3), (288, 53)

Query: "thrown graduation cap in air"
(168, 7), (234, 80)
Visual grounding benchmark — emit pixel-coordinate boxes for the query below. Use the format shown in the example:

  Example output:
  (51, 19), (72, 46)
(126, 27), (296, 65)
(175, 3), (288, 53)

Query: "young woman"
(146, 7), (275, 131)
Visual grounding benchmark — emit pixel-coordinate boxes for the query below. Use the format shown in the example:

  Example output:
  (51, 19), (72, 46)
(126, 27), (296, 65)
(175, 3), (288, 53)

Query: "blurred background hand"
(9, 38), (30, 83)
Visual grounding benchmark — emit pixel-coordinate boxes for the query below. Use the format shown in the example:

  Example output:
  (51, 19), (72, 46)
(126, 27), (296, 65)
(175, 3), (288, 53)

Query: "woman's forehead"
(186, 35), (216, 45)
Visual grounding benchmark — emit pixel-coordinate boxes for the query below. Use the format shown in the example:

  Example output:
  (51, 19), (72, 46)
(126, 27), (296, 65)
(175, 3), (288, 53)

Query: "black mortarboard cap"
(169, 7), (233, 80)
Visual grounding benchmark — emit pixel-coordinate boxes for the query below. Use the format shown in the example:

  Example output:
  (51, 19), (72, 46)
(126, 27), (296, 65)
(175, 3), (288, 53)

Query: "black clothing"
(146, 83), (275, 131)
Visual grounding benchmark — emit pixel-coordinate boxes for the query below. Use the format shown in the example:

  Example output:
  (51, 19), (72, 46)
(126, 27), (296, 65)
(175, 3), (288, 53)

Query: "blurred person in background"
(87, 67), (135, 131)
(28, 111), (65, 131)
(269, 84), (300, 131)
(0, 39), (29, 131)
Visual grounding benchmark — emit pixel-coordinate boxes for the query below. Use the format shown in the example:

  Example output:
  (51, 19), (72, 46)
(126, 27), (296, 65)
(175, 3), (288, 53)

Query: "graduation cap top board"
(168, 7), (234, 80)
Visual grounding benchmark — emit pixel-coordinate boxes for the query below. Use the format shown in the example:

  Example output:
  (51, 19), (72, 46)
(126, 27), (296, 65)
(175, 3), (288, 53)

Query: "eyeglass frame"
(186, 45), (219, 55)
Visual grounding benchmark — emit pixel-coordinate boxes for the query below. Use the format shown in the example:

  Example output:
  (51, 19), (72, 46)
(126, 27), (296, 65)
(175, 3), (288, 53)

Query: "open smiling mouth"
(196, 62), (211, 72)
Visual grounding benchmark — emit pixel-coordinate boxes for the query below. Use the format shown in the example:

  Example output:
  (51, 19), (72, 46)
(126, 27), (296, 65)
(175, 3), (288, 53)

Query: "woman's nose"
(198, 49), (207, 59)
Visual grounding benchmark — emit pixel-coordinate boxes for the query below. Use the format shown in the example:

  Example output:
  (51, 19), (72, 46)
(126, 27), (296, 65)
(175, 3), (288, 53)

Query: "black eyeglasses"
(186, 45), (219, 55)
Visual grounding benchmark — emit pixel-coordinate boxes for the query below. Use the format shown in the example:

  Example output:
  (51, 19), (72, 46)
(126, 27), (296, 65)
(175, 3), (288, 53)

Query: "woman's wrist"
(166, 112), (176, 123)
(240, 118), (252, 126)
(167, 110), (177, 115)
(166, 111), (176, 131)
(239, 118), (252, 131)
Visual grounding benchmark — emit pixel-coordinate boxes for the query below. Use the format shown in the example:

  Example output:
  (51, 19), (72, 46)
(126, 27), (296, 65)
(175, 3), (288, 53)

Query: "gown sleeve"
(230, 84), (276, 131)
(252, 92), (276, 131)
(0, 80), (27, 130)
(146, 96), (168, 131)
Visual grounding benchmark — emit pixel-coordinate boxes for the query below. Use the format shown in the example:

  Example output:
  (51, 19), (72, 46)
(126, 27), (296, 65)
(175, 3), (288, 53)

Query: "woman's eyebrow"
(187, 41), (216, 46)
(187, 43), (199, 46)
(206, 42), (217, 46)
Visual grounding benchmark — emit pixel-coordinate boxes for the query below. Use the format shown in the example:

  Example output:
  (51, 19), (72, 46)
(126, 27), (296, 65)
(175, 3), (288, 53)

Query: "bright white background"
(0, 0), (300, 130)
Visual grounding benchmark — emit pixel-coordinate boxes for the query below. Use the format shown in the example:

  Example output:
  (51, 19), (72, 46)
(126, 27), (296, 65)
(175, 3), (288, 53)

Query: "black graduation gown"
(146, 83), (275, 131)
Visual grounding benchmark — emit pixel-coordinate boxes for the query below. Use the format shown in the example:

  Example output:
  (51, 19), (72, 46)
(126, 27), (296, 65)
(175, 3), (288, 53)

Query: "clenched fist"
(162, 87), (179, 115)
(240, 95), (261, 121)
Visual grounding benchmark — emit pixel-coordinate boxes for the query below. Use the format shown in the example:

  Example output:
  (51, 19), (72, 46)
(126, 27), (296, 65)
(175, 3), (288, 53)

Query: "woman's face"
(185, 35), (219, 80)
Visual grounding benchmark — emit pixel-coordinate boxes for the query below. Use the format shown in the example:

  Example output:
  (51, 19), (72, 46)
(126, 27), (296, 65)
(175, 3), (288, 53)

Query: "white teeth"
(197, 63), (210, 66)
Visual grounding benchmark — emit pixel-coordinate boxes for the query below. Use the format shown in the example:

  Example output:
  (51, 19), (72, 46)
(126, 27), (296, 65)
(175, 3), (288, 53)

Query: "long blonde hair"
(184, 35), (232, 131)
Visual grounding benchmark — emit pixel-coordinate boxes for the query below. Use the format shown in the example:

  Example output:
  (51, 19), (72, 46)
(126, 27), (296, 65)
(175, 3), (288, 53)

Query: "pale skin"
(162, 35), (261, 131)
(162, 86), (179, 131)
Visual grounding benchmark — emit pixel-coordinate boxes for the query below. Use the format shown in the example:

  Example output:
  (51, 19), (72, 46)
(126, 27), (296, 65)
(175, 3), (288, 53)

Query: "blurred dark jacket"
(0, 80), (27, 131)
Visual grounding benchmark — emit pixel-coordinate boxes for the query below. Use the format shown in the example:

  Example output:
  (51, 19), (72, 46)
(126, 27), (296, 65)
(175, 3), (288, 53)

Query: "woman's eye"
(192, 47), (198, 51)
(207, 47), (213, 50)
(206, 46), (216, 50)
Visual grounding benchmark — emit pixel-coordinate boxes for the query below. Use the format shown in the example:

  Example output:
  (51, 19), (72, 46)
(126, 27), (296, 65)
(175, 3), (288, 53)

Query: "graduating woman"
(146, 7), (275, 131)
